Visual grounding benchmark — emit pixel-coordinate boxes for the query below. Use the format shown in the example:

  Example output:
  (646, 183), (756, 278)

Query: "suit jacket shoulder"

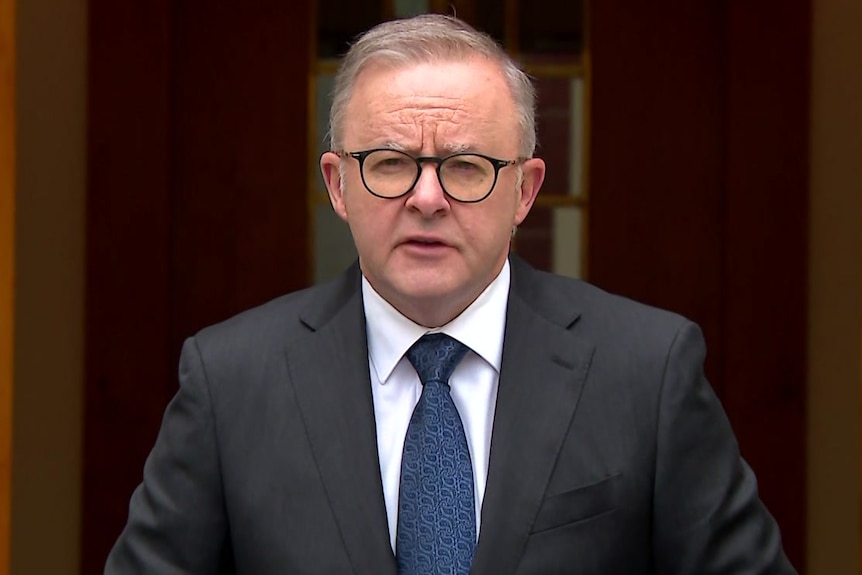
(509, 254), (692, 366)
(194, 262), (363, 360)
(497, 256), (795, 574)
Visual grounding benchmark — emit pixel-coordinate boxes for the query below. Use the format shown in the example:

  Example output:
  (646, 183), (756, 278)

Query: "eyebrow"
(442, 142), (476, 154)
(373, 141), (481, 155)
(379, 141), (409, 153)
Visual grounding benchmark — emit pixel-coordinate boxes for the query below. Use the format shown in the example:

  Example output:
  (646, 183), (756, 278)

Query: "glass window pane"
(569, 76), (585, 197)
(552, 205), (583, 279)
(535, 75), (585, 197)
(394, 0), (430, 18)
(315, 71), (336, 160)
(514, 205), (583, 279)
(314, 202), (357, 283)
(318, 0), (385, 58)
(513, 205), (552, 272)
(519, 0), (584, 56)
(472, 0), (506, 47)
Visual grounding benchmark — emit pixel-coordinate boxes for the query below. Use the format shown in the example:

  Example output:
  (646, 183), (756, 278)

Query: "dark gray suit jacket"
(105, 257), (796, 574)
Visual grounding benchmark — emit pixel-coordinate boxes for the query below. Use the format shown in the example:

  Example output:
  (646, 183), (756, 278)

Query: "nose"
(404, 163), (450, 216)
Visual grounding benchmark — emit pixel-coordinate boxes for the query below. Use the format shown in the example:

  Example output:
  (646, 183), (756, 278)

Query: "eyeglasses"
(336, 148), (522, 203)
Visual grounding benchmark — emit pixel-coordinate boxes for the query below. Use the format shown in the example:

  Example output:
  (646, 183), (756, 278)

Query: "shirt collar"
(362, 259), (511, 384)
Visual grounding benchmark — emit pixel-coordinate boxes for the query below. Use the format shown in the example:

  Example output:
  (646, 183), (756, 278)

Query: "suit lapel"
(286, 268), (397, 575)
(284, 259), (594, 575)
(471, 261), (595, 575)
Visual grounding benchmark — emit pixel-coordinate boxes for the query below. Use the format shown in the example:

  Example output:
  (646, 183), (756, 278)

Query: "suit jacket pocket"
(530, 473), (621, 533)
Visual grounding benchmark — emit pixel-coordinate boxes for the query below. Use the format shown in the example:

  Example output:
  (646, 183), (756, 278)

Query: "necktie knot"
(406, 333), (469, 386)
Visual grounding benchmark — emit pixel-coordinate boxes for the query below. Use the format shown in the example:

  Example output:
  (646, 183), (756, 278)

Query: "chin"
(385, 272), (459, 300)
(394, 279), (456, 301)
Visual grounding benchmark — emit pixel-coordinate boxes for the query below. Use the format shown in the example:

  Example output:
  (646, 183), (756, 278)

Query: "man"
(106, 14), (796, 575)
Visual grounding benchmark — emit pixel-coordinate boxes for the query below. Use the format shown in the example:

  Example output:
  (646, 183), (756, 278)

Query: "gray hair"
(327, 14), (537, 158)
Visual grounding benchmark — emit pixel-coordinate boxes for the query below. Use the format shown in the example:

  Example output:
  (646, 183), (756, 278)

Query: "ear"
(320, 151), (349, 222)
(513, 157), (545, 226)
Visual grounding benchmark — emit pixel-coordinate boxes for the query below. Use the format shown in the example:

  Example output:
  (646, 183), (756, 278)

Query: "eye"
(443, 155), (491, 178)
(450, 160), (480, 172)
(366, 151), (413, 173)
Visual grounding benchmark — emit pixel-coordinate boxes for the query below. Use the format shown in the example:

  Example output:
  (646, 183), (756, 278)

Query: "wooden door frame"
(0, 0), (15, 571)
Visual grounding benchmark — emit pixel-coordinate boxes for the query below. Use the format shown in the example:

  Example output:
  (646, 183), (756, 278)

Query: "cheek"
(341, 185), (373, 222)
(345, 198), (394, 244)
(487, 192), (522, 229)
(460, 209), (516, 250)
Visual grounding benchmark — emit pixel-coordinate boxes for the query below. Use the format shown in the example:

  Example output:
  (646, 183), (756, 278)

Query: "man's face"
(321, 57), (545, 327)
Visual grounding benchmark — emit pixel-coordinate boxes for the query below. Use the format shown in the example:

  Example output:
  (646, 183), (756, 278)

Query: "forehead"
(342, 57), (520, 152)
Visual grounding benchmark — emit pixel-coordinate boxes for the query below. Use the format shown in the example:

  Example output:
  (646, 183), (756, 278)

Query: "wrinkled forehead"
(342, 58), (521, 152)
(350, 57), (514, 112)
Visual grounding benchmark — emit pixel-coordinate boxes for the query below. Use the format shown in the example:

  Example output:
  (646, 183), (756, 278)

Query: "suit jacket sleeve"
(652, 321), (795, 574)
(104, 337), (231, 574)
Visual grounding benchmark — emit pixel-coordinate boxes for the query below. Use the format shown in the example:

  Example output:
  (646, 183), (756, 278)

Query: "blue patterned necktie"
(396, 333), (476, 575)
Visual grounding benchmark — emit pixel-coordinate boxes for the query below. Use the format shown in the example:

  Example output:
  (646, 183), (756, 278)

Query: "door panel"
(84, 2), (311, 572)
(589, 1), (807, 567)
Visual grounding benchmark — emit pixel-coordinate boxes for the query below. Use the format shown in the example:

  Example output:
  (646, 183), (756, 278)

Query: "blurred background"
(1, 0), (860, 573)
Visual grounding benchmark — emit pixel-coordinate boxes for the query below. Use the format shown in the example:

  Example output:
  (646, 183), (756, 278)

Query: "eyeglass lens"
(361, 150), (497, 201)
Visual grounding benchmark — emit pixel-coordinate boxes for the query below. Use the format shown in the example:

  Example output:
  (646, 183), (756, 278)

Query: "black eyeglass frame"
(335, 148), (523, 204)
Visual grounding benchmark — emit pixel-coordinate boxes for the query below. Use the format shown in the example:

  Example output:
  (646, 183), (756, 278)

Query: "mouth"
(400, 236), (454, 253)
(404, 237), (449, 247)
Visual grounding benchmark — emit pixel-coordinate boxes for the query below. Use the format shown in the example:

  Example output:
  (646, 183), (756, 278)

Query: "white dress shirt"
(362, 260), (510, 552)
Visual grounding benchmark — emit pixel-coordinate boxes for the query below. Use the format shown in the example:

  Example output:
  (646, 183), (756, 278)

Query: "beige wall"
(807, 0), (862, 573)
(12, 0), (86, 573)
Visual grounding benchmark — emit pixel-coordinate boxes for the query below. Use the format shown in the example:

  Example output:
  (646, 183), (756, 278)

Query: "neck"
(390, 294), (475, 329)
